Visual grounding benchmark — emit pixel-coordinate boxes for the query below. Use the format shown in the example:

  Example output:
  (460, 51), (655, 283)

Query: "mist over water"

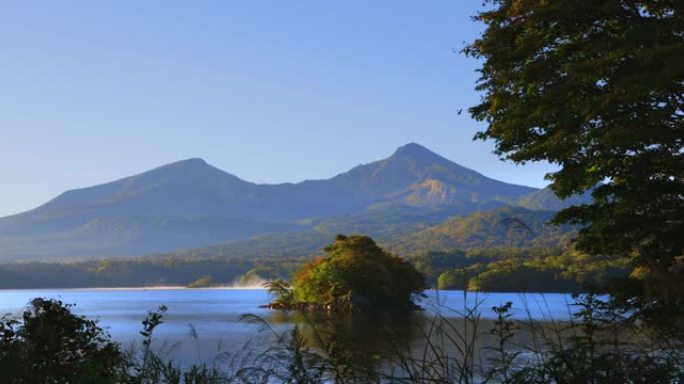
(229, 274), (268, 289)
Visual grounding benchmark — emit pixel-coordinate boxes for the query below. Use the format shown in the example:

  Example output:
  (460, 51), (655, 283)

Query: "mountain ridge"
(0, 143), (580, 261)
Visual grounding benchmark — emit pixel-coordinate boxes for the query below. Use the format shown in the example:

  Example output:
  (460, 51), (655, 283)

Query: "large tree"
(465, 0), (684, 330)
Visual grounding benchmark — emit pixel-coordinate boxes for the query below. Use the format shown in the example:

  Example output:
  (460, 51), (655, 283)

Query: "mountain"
(327, 143), (535, 207)
(0, 143), (538, 261)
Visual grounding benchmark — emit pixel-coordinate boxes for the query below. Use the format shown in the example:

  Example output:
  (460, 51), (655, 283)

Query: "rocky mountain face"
(0, 143), (574, 260)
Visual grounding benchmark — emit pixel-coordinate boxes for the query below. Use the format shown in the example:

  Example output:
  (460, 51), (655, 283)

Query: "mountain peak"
(393, 143), (432, 156)
(163, 158), (209, 168)
(151, 157), (230, 176)
(148, 157), (249, 185)
(390, 143), (452, 166)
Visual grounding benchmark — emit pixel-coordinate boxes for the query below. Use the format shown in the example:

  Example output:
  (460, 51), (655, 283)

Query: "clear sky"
(0, 1), (555, 216)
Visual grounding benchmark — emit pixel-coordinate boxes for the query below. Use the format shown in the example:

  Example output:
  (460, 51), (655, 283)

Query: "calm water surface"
(0, 288), (577, 365)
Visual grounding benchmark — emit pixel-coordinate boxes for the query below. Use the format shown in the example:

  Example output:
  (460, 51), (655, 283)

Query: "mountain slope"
(0, 143), (539, 260)
(390, 206), (578, 255)
(157, 205), (579, 262)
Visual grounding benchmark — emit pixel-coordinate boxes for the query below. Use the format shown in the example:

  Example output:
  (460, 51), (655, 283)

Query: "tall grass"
(223, 292), (683, 383)
(183, 292), (683, 383)
(2, 293), (683, 383)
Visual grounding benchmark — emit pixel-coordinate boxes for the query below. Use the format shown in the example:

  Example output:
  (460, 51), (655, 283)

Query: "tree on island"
(266, 235), (427, 311)
(466, 1), (684, 332)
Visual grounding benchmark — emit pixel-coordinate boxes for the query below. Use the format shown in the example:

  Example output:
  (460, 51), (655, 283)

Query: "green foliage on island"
(263, 278), (295, 306)
(268, 235), (427, 311)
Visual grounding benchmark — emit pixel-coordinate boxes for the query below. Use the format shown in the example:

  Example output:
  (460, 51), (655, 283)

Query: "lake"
(0, 288), (578, 366)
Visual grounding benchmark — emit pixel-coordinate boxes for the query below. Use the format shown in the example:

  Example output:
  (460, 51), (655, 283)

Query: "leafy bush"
(0, 298), (126, 383)
(291, 235), (427, 310)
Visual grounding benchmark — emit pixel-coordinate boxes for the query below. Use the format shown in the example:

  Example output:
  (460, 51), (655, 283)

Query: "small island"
(263, 234), (427, 312)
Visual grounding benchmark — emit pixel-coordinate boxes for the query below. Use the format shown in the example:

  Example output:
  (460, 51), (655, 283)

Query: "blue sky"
(0, 1), (555, 216)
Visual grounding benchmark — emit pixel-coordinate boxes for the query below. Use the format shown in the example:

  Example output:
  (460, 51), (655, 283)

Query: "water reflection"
(264, 309), (428, 354)
(256, 302), (570, 376)
(0, 288), (576, 366)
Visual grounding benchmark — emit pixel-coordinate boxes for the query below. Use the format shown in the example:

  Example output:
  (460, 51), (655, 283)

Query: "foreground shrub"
(0, 298), (126, 383)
